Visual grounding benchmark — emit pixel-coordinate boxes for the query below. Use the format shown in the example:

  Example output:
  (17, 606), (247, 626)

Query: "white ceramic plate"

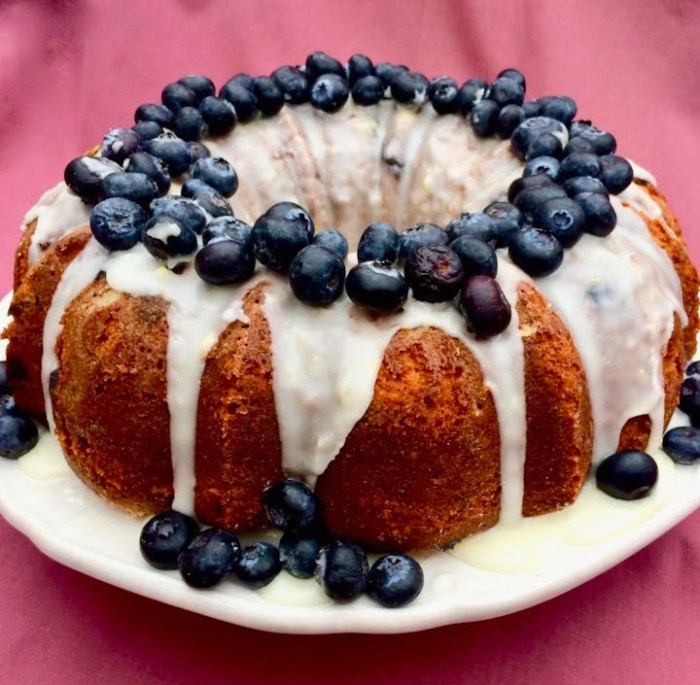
(1, 290), (700, 634)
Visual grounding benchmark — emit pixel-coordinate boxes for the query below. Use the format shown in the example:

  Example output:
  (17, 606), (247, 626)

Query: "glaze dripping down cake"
(3, 55), (698, 551)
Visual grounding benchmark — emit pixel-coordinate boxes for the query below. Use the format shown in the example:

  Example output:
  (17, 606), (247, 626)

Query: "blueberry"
(305, 51), (346, 80)
(182, 180), (233, 218)
(346, 54), (375, 86)
(509, 226), (564, 277)
(90, 197), (148, 251)
(687, 361), (700, 377)
(132, 120), (163, 142)
(199, 96), (238, 135)
(151, 195), (207, 234)
(559, 152), (602, 182)
(428, 76), (459, 115)
(513, 183), (568, 220)
(521, 101), (541, 119)
(534, 197), (585, 248)
(262, 202), (315, 239)
(497, 68), (526, 90)
(398, 223), (448, 260)
(125, 151), (170, 195)
(563, 176), (609, 198)
(351, 75), (385, 106)
(64, 156), (122, 203)
(569, 121), (617, 155)
(391, 70), (430, 105)
(219, 81), (259, 122)
(404, 245), (464, 302)
(233, 542), (282, 589)
(0, 395), (17, 417)
(144, 133), (191, 176)
(508, 173), (555, 203)
(315, 541), (368, 602)
(456, 77), (489, 114)
(288, 245), (346, 306)
(511, 117), (568, 159)
(279, 532), (323, 579)
(497, 104), (525, 138)
(161, 82), (198, 113)
(679, 376), (700, 420)
(345, 261), (409, 313)
(173, 106), (205, 141)
(252, 209), (313, 273)
(271, 66), (311, 104)
(203, 216), (252, 246)
(221, 72), (255, 92)
(139, 510), (199, 570)
(358, 222), (400, 262)
(540, 95), (577, 123)
(564, 136), (596, 156)
(470, 99), (500, 137)
(445, 213), (497, 245)
(102, 172), (158, 208)
(100, 128), (141, 164)
(523, 156), (560, 182)
(191, 157), (238, 197)
(459, 275), (512, 338)
(195, 239), (256, 285)
(596, 450), (658, 500)
(599, 155), (634, 194)
(367, 554), (424, 608)
(0, 363), (7, 395)
(178, 528), (241, 589)
(134, 103), (175, 128)
(177, 74), (215, 102)
(252, 76), (284, 116)
(525, 132), (563, 160)
(484, 201), (524, 247)
(449, 236), (498, 278)
(0, 412), (39, 459)
(262, 479), (321, 533)
(375, 62), (408, 88)
(575, 192), (617, 236)
(142, 216), (198, 259)
(310, 74), (349, 113)
(487, 76), (525, 107)
(662, 426), (700, 465)
(312, 229), (349, 259)
(187, 141), (211, 164)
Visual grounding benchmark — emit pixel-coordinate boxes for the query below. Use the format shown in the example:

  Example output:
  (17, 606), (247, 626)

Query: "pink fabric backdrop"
(1, 1), (699, 682)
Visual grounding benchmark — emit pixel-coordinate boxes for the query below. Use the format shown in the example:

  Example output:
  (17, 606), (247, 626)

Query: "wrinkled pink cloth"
(1, 1), (699, 683)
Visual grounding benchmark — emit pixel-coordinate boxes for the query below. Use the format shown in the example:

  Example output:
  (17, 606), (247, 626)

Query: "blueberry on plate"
(398, 223), (448, 260)
(142, 215), (198, 259)
(252, 212), (312, 273)
(177, 74), (215, 102)
(182, 180), (234, 218)
(271, 66), (311, 104)
(367, 554), (424, 608)
(455, 77), (488, 114)
(563, 175), (609, 198)
(523, 156), (560, 182)
(352, 75), (385, 106)
(345, 261), (409, 313)
(428, 76), (459, 114)
(662, 426), (700, 465)
(510, 116), (568, 159)
(404, 245), (464, 302)
(391, 70), (430, 105)
(195, 239), (256, 285)
(310, 74), (350, 113)
(539, 95), (577, 124)
(173, 106), (206, 142)
(497, 67), (526, 90)
(191, 157), (238, 197)
(279, 532), (323, 579)
(346, 54), (375, 86)
(563, 136), (596, 156)
(262, 479), (321, 534)
(459, 275), (512, 338)
(0, 394), (17, 417)
(64, 156), (122, 204)
(507, 173), (554, 203)
(151, 195), (207, 234)
(483, 201), (524, 247)
(134, 103), (175, 128)
(445, 213), (497, 245)
(305, 51), (346, 80)
(469, 99), (500, 137)
(261, 202), (315, 238)
(315, 541), (368, 602)
(221, 72), (255, 92)
(131, 120), (163, 143)
(90, 197), (148, 251)
(599, 155), (634, 194)
(679, 376), (700, 421)
(187, 142), (211, 164)
(509, 226), (564, 277)
(375, 62), (408, 88)
(139, 510), (199, 570)
(312, 229), (349, 259)
(487, 76), (525, 107)
(596, 450), (658, 500)
(449, 236), (498, 278)
(253, 76), (285, 116)
(534, 197), (586, 248)
(161, 82), (198, 113)
(496, 104), (525, 138)
(102, 172), (159, 208)
(686, 361), (700, 378)
(521, 100), (541, 119)
(288, 244), (346, 306)
(100, 128), (141, 164)
(358, 222), (400, 262)
(203, 216), (252, 246)
(569, 121), (617, 155)
(199, 96), (238, 135)
(125, 151), (170, 195)
(574, 192), (617, 237)
(233, 542), (282, 589)
(219, 81), (259, 122)
(0, 411), (39, 459)
(558, 152), (602, 182)
(178, 528), (241, 589)
(525, 132), (563, 160)
(144, 133), (192, 176)
(513, 183), (568, 220)
(0, 362), (8, 395)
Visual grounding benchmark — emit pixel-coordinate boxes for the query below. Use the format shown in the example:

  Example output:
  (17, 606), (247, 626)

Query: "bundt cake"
(3, 54), (698, 552)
